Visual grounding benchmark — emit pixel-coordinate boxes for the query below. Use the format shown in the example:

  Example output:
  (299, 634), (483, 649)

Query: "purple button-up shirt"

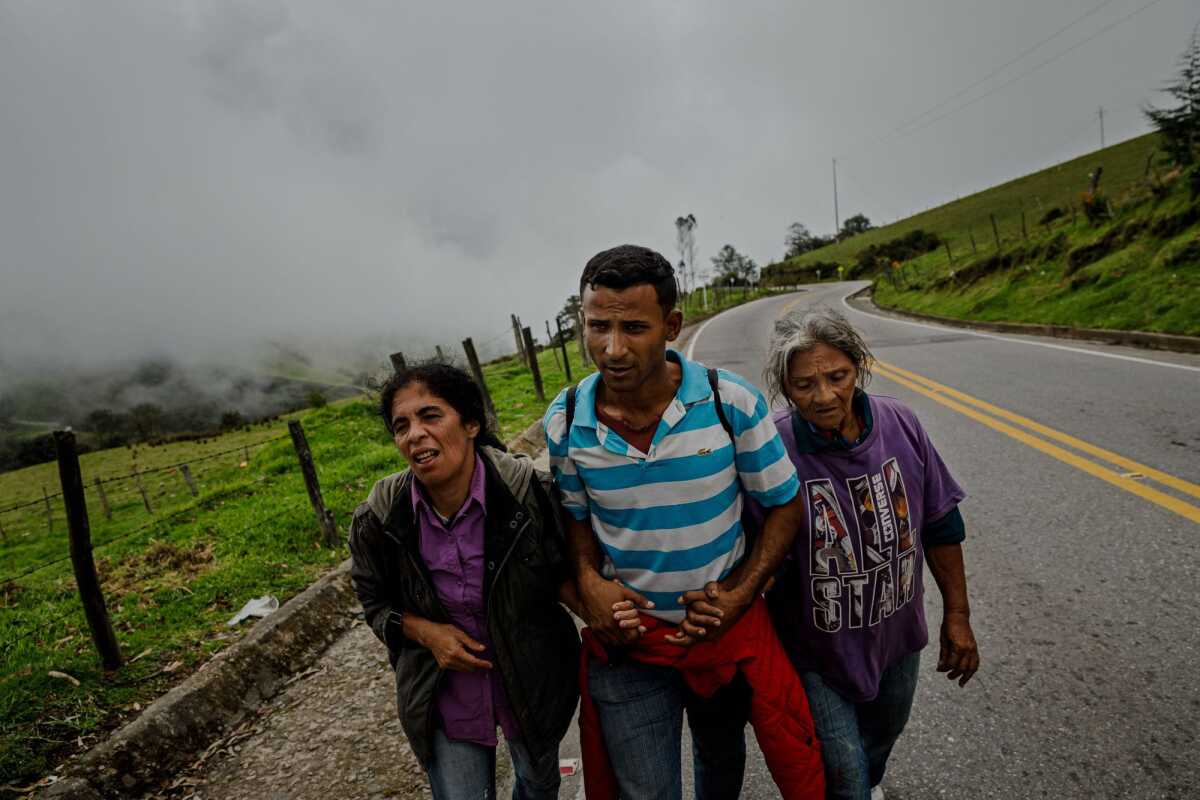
(412, 452), (520, 746)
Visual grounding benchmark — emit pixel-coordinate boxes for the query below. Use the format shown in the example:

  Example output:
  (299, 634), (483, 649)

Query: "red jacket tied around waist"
(578, 598), (825, 799)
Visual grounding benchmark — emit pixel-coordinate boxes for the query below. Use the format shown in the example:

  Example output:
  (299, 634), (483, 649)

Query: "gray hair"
(763, 307), (874, 405)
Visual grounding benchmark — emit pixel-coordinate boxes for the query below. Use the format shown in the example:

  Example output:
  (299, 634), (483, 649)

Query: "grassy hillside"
(0, 345), (590, 788)
(778, 133), (1162, 273)
(870, 161), (1199, 335)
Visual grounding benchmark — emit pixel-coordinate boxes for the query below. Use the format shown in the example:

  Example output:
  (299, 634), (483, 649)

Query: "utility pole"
(832, 158), (841, 237)
(1098, 106), (1105, 149)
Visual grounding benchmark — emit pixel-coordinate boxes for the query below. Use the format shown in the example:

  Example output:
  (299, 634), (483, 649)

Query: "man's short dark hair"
(580, 245), (678, 316)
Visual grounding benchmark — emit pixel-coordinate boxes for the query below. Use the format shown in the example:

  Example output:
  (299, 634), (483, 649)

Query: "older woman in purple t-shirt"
(761, 308), (981, 800)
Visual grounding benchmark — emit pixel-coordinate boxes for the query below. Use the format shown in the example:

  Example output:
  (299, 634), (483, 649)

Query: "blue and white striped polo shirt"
(543, 349), (800, 622)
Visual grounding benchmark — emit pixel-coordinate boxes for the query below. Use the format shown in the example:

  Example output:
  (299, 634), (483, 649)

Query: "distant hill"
(762, 130), (1199, 337)
(767, 132), (1161, 278)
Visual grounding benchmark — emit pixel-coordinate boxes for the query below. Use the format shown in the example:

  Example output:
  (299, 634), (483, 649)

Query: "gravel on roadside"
(147, 621), (429, 800)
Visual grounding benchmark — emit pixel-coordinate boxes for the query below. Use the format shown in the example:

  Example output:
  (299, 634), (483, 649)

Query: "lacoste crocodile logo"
(697, 447), (713, 455)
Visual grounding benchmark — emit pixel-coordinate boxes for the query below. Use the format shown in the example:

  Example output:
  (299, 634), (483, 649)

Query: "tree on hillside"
(784, 222), (835, 259)
(1145, 24), (1200, 166)
(129, 402), (164, 440)
(711, 244), (758, 286)
(675, 214), (698, 293)
(839, 213), (874, 239)
(558, 294), (582, 334)
(0, 395), (14, 432)
(559, 293), (581, 317)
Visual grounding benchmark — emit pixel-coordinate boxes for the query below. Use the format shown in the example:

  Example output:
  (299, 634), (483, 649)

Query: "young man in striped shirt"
(543, 245), (808, 799)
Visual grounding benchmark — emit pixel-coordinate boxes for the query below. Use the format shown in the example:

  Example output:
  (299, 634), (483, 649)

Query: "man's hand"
(937, 611), (979, 687)
(668, 576), (755, 646)
(411, 620), (494, 672)
(580, 571), (654, 646)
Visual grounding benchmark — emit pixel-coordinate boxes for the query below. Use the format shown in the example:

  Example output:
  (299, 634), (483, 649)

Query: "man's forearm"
(558, 580), (584, 617)
(566, 516), (603, 580)
(733, 494), (803, 595)
(925, 542), (971, 616)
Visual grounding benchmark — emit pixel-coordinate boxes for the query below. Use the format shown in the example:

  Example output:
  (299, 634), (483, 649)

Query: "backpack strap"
(565, 385), (577, 433)
(707, 368), (735, 443)
(569, 371), (732, 442)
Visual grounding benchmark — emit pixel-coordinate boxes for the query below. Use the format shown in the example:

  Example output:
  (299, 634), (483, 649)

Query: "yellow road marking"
(872, 364), (1200, 525)
(876, 359), (1200, 501)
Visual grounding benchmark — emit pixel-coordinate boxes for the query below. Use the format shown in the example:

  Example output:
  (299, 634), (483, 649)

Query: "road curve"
(686, 282), (1200, 799)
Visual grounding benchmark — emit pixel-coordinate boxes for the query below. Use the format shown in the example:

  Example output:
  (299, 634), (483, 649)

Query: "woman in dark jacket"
(348, 362), (581, 800)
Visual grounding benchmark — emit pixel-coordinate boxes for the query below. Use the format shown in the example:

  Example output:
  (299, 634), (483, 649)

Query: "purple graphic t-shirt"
(771, 394), (965, 702)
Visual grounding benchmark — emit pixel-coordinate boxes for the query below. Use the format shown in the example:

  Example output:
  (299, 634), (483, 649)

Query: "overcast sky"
(1, 0), (1194, 374)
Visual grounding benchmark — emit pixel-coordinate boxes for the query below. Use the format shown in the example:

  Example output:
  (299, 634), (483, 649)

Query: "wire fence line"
(3, 497), (312, 648)
(90, 435), (289, 486)
(0, 425), (319, 517)
(0, 494), (62, 516)
(0, 430), (313, 587)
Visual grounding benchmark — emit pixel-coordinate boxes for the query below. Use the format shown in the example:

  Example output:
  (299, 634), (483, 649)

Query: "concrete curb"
(850, 284), (1200, 354)
(40, 561), (358, 799)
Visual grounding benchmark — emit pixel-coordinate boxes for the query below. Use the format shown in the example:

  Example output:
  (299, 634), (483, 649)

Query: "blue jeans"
(587, 656), (748, 800)
(425, 727), (560, 800)
(800, 653), (920, 800)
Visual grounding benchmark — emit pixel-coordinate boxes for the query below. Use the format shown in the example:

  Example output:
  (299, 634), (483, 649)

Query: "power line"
(879, 0), (1121, 144)
(844, 0), (1170, 158)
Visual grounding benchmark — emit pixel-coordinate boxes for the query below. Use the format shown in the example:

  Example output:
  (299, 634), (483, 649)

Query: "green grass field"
(0, 345), (592, 788)
(782, 133), (1162, 272)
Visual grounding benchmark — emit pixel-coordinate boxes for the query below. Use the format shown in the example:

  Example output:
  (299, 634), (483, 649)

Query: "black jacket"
(347, 446), (580, 768)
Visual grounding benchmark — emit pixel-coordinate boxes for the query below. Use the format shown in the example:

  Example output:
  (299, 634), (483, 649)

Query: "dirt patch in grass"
(97, 540), (216, 600)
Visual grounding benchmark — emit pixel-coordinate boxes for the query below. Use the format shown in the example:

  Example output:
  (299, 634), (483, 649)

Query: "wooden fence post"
(555, 316), (573, 383)
(969, 229), (978, 254)
(0, 516), (7, 544)
(43, 487), (53, 535)
(288, 421), (340, 548)
(461, 338), (496, 419)
(435, 345), (445, 362)
(511, 315), (527, 363)
(990, 214), (1001, 250)
(1020, 208), (1029, 241)
(132, 467), (153, 514)
(242, 445), (250, 466)
(180, 464), (198, 497)
(54, 431), (122, 671)
(944, 240), (954, 264)
(575, 311), (588, 365)
(521, 327), (545, 403)
(93, 477), (112, 520)
(545, 320), (562, 374)
(389, 352), (407, 373)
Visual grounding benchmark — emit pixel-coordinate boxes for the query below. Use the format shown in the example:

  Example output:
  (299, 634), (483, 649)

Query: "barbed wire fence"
(0, 413), (353, 668)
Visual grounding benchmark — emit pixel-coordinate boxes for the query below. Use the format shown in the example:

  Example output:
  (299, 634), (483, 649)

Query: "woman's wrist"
(402, 612), (432, 647)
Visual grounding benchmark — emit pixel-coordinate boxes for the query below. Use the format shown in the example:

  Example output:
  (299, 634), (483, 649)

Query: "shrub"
(219, 410), (246, 430)
(850, 230), (942, 278)
(306, 391), (328, 409)
(1080, 191), (1110, 225)
(1039, 207), (1066, 226)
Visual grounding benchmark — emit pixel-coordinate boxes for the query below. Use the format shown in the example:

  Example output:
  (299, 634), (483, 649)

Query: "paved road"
(684, 283), (1200, 799)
